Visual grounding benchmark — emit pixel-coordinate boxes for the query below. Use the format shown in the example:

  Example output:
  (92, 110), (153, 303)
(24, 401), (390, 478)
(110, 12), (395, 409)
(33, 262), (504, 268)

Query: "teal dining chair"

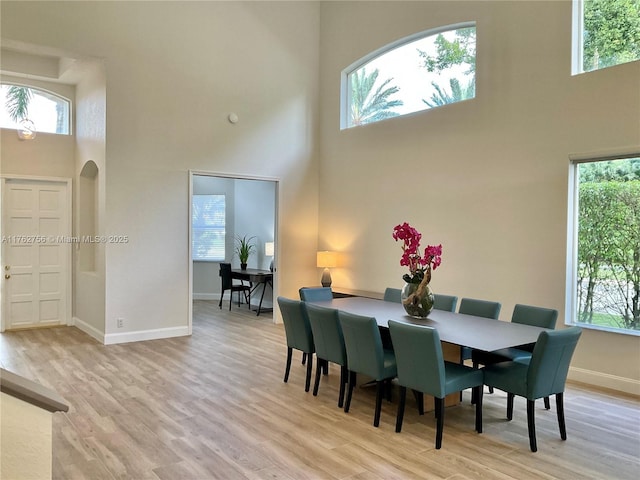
(472, 304), (558, 397)
(458, 297), (502, 362)
(433, 294), (458, 312)
(383, 287), (402, 303)
(388, 320), (484, 449)
(306, 304), (348, 407)
(277, 297), (315, 392)
(338, 311), (397, 427)
(483, 326), (582, 452)
(299, 287), (333, 302)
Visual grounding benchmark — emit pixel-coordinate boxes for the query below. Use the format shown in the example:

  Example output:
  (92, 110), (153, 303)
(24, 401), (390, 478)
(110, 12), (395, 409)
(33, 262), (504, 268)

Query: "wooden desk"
(231, 268), (273, 316)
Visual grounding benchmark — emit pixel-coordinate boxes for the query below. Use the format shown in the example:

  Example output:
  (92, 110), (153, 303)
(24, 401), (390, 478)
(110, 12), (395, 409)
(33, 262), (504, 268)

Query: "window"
(342, 23), (476, 129)
(573, 0), (640, 74)
(192, 194), (226, 261)
(0, 84), (71, 135)
(569, 155), (640, 334)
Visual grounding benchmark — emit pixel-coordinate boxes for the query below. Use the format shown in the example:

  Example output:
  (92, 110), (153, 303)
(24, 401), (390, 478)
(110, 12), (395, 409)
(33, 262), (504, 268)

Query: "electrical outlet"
(117, 317), (124, 328)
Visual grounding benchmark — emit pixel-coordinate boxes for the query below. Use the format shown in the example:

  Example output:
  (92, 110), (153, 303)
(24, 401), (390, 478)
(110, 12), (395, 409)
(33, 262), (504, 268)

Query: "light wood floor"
(1, 300), (639, 479)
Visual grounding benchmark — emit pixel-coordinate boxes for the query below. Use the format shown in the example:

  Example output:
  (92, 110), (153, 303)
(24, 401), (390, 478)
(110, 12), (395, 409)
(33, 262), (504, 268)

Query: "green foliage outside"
(5, 85), (32, 122)
(349, 67), (403, 126)
(577, 159), (640, 331)
(583, 0), (640, 71)
(418, 27), (476, 107)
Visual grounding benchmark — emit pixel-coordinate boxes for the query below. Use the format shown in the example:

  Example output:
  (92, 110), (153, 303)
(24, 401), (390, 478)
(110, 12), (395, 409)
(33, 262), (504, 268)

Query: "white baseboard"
(569, 366), (640, 396)
(72, 316), (105, 344)
(104, 326), (190, 345)
(193, 293), (220, 301)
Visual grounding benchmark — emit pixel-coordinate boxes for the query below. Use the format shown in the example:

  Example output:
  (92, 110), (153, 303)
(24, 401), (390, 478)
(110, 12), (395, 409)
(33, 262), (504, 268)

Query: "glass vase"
(401, 282), (435, 318)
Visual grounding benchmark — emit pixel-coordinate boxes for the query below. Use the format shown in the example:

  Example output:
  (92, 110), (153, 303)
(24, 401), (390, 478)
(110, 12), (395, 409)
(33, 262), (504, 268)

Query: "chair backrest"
(299, 287), (333, 302)
(388, 320), (446, 398)
(219, 263), (233, 290)
(433, 294), (458, 312)
(383, 287), (402, 303)
(527, 327), (582, 399)
(338, 311), (385, 380)
(306, 304), (347, 366)
(459, 297), (501, 319)
(277, 297), (314, 353)
(511, 304), (558, 329)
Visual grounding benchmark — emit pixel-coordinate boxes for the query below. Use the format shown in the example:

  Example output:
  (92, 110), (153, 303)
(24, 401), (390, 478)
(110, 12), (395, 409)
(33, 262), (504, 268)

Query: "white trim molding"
(104, 326), (190, 345)
(569, 367), (640, 396)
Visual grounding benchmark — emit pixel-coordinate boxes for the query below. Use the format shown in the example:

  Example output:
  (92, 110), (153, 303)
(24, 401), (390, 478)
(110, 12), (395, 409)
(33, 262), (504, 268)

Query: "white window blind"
(192, 194), (225, 261)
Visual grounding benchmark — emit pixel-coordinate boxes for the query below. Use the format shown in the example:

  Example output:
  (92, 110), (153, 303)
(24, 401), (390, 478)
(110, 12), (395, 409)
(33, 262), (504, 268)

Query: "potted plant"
(235, 235), (256, 270)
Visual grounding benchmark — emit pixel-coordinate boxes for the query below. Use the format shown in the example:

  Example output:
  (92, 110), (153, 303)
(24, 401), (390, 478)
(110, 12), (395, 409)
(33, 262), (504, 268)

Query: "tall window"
(569, 156), (640, 334)
(192, 194), (226, 261)
(342, 23), (476, 129)
(0, 84), (71, 134)
(573, 0), (640, 74)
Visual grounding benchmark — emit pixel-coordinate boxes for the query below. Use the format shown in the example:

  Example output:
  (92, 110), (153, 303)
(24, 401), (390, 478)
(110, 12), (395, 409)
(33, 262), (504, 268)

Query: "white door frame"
(1, 174), (73, 332)
(188, 170), (280, 333)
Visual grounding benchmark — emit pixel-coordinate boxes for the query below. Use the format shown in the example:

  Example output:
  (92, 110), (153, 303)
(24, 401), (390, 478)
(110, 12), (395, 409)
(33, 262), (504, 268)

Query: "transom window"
(342, 23), (476, 129)
(572, 0), (640, 74)
(568, 155), (640, 335)
(0, 84), (71, 135)
(192, 194), (226, 261)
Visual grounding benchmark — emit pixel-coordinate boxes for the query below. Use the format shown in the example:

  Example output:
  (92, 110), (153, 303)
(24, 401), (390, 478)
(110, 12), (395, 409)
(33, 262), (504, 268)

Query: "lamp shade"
(316, 251), (337, 268)
(265, 242), (275, 257)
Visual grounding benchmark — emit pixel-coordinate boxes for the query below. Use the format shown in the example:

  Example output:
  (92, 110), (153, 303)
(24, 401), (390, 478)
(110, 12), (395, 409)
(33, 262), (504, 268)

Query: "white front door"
(1, 177), (71, 330)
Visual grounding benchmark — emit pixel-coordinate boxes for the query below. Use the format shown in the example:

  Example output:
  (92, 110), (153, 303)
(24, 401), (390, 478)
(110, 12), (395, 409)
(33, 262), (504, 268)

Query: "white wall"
(1, 1), (321, 340)
(318, 0), (640, 394)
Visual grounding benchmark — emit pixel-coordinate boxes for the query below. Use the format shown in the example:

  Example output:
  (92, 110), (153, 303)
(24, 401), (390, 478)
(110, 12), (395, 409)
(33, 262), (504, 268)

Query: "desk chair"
(389, 320), (483, 449)
(218, 263), (251, 310)
(339, 311), (397, 427)
(277, 297), (315, 392)
(483, 326), (582, 452)
(306, 304), (348, 407)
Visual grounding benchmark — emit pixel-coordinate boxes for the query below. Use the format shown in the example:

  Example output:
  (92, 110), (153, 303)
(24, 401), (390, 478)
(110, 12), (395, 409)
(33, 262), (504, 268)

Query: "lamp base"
(321, 268), (332, 288)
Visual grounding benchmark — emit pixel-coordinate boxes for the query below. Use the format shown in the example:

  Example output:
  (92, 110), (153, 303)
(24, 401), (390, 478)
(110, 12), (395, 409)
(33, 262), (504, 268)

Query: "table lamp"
(265, 242), (275, 271)
(316, 251), (337, 287)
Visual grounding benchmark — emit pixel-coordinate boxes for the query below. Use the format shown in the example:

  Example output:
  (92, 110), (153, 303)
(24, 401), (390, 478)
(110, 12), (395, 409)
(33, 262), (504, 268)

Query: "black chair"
(218, 263), (251, 310)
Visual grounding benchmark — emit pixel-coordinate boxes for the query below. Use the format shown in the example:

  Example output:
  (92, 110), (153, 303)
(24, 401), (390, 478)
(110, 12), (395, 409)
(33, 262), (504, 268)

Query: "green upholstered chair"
(299, 287), (333, 302)
(277, 297), (315, 392)
(338, 311), (397, 427)
(383, 287), (402, 303)
(388, 320), (484, 449)
(433, 294), (458, 312)
(306, 304), (348, 407)
(458, 297), (502, 362)
(483, 326), (582, 452)
(472, 304), (558, 398)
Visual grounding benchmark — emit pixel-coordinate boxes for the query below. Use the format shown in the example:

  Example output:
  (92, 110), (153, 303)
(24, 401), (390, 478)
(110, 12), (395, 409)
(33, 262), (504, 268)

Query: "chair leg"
(338, 365), (347, 408)
(544, 396), (551, 410)
(302, 352), (306, 365)
(373, 381), (385, 427)
(435, 397), (445, 449)
(385, 378), (393, 402)
(556, 393), (567, 440)
(344, 371), (356, 413)
(323, 362), (328, 375)
(412, 390), (424, 415)
(396, 386), (407, 433)
(313, 358), (323, 396)
(527, 399), (538, 452)
(304, 353), (313, 393)
(507, 393), (515, 421)
(284, 347), (292, 383)
(219, 290), (224, 309)
(474, 385), (483, 433)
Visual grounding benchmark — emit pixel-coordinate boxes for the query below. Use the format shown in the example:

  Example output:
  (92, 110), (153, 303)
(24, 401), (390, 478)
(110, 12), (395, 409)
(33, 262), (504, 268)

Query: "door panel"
(2, 178), (70, 330)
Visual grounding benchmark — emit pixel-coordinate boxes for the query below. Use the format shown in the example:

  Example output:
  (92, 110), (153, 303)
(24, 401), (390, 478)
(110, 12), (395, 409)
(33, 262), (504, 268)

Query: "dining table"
(308, 296), (549, 409)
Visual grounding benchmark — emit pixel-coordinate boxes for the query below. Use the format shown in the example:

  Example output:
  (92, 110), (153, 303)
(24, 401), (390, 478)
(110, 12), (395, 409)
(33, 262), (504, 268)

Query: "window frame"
(340, 21), (476, 130)
(566, 148), (640, 336)
(192, 193), (226, 262)
(0, 82), (72, 135)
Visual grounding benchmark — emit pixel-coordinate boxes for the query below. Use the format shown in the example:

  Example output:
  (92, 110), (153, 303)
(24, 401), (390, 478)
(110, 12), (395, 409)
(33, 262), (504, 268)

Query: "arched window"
(0, 84), (71, 135)
(341, 23), (476, 129)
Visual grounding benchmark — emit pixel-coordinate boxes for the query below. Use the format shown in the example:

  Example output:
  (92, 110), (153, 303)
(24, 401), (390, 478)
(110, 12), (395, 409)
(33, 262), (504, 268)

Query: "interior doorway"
(188, 171), (278, 328)
(1, 176), (72, 331)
